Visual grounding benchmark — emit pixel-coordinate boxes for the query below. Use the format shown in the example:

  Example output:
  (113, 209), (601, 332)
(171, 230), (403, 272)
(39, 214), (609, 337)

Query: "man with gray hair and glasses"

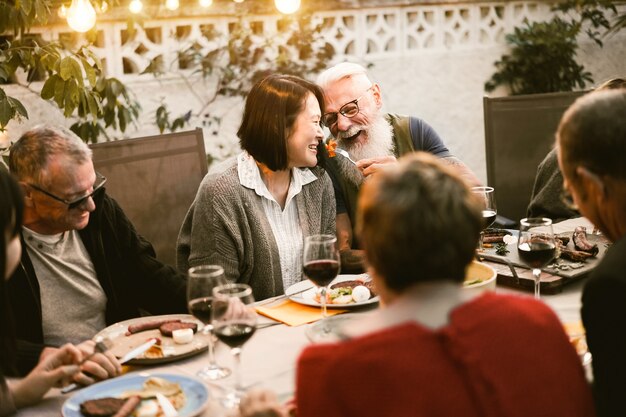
(317, 62), (480, 272)
(557, 89), (626, 417)
(7, 126), (187, 381)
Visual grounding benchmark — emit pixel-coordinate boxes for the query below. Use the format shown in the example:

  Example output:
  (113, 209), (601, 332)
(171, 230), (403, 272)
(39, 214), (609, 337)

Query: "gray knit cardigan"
(177, 159), (336, 301)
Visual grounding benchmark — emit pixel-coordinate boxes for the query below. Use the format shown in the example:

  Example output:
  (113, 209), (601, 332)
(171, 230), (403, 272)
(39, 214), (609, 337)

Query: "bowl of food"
(463, 261), (497, 294)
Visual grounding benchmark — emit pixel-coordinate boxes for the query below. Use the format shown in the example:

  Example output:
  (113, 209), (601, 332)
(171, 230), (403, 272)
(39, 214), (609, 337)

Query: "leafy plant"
(0, 0), (140, 142)
(485, 0), (620, 95)
(485, 18), (593, 94)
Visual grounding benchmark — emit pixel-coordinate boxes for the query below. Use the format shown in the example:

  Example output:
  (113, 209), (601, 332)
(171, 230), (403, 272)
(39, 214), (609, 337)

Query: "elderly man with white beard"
(317, 62), (480, 272)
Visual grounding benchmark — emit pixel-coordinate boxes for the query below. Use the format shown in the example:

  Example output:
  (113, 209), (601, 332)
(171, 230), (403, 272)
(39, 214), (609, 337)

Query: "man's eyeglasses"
(321, 86), (373, 128)
(28, 172), (107, 210)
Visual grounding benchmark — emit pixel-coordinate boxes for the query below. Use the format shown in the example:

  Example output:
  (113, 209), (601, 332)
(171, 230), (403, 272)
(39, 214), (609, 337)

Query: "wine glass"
(517, 218), (557, 300)
(187, 265), (231, 380)
(303, 234), (341, 322)
(471, 186), (497, 250)
(212, 283), (257, 408)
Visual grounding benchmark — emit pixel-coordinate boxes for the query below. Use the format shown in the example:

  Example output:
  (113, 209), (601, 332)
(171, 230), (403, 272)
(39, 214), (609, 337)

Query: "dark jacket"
(7, 190), (187, 375)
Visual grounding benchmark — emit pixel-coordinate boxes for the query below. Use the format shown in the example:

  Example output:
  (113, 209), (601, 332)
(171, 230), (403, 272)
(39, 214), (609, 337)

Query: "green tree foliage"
(147, 14), (335, 134)
(0, 0), (139, 142)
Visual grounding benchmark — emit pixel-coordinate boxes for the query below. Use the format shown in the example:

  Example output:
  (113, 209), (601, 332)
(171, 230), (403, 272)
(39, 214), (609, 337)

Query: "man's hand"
(11, 343), (81, 408)
(72, 339), (122, 386)
(356, 155), (397, 177)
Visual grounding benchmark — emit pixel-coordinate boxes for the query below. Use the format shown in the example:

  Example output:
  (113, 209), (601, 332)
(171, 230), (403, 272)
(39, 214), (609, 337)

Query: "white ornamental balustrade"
(26, 1), (553, 80)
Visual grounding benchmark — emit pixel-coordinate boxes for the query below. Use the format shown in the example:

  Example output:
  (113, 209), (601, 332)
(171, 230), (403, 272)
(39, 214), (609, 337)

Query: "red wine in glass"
(303, 260), (340, 287)
(215, 323), (256, 348)
(517, 218), (557, 300)
(188, 297), (212, 324)
(482, 209), (497, 229)
(518, 241), (557, 269)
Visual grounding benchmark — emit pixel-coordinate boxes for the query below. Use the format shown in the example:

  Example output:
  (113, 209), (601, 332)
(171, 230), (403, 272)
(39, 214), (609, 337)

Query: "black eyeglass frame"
(321, 86), (374, 128)
(28, 172), (107, 210)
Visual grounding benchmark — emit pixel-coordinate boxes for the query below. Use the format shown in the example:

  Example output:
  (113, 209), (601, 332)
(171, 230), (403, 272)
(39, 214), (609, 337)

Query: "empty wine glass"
(212, 283), (257, 408)
(471, 186), (497, 250)
(517, 218), (557, 299)
(187, 265), (231, 380)
(303, 234), (341, 322)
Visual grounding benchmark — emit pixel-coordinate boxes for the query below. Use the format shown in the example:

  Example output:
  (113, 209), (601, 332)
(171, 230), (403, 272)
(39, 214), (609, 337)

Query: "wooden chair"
(90, 128), (208, 267)
(483, 91), (585, 222)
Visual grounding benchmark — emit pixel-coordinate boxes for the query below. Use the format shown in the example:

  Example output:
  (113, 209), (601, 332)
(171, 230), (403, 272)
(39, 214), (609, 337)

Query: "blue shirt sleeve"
(410, 117), (452, 158)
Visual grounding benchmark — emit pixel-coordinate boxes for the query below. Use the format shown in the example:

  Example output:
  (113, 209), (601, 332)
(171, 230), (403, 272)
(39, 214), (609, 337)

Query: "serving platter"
(286, 275), (379, 309)
(62, 373), (209, 417)
(95, 314), (210, 365)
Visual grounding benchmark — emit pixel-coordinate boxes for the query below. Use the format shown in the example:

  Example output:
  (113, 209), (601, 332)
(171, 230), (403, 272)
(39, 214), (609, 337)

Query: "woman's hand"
(239, 389), (292, 417)
(11, 343), (81, 408)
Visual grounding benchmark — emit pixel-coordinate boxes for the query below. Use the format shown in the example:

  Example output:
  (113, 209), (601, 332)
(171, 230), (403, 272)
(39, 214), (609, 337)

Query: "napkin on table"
(255, 299), (347, 327)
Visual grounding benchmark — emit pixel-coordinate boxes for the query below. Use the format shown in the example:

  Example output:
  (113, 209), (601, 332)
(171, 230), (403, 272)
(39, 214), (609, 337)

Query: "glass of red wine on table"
(471, 186), (497, 250)
(212, 283), (257, 408)
(517, 218), (557, 300)
(303, 234), (341, 332)
(187, 265), (231, 380)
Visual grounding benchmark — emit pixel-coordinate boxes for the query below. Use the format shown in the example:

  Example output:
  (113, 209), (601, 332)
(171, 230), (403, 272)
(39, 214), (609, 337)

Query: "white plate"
(95, 314), (210, 365)
(287, 275), (379, 309)
(62, 373), (209, 417)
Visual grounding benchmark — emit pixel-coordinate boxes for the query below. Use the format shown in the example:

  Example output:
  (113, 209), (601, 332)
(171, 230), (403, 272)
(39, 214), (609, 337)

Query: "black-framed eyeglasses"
(321, 86), (373, 128)
(559, 188), (579, 211)
(28, 172), (107, 210)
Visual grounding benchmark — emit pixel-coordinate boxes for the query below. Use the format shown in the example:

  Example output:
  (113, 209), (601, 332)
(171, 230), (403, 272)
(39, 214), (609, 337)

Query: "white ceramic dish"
(62, 373), (209, 417)
(463, 261), (497, 294)
(287, 275), (379, 309)
(95, 314), (209, 365)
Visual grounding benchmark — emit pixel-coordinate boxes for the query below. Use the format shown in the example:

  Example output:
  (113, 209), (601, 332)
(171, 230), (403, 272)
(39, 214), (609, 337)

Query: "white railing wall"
(7, 2), (626, 180)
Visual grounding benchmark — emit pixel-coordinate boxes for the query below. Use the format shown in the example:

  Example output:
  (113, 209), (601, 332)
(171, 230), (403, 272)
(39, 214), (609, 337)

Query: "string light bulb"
(129, 0), (143, 13)
(233, 0), (244, 3)
(274, 0), (300, 14)
(199, 0), (212, 7)
(58, 4), (68, 18)
(97, 1), (108, 12)
(165, 0), (179, 10)
(66, 0), (97, 32)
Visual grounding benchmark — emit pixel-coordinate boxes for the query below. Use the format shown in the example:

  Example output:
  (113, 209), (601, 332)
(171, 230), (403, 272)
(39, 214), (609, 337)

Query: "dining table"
(10, 275), (591, 417)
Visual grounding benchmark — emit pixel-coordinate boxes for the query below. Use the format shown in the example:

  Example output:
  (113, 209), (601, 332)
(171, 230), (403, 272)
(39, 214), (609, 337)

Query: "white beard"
(336, 113), (395, 186)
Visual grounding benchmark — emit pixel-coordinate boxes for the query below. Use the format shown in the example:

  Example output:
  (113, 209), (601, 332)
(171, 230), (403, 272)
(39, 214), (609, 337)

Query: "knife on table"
(62, 338), (158, 394)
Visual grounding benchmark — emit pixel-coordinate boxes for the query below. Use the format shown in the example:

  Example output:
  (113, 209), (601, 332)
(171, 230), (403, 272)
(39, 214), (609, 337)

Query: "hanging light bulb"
(58, 4), (68, 18)
(233, 0), (244, 3)
(129, 0), (143, 13)
(165, 0), (179, 10)
(199, 0), (212, 7)
(66, 0), (96, 32)
(97, 1), (108, 12)
(274, 0), (300, 14)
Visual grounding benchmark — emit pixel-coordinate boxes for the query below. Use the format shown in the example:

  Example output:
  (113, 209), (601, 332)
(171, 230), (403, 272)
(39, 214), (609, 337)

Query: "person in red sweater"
(240, 152), (595, 417)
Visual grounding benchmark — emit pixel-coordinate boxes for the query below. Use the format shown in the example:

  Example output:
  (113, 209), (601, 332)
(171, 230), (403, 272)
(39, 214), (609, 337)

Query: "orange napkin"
(255, 299), (347, 326)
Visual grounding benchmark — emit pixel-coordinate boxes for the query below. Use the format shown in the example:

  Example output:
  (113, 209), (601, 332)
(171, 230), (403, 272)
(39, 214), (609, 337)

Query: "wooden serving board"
(478, 220), (611, 294)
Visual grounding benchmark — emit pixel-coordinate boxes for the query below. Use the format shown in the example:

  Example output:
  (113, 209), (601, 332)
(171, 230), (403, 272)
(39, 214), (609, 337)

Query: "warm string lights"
(61, 0), (301, 31)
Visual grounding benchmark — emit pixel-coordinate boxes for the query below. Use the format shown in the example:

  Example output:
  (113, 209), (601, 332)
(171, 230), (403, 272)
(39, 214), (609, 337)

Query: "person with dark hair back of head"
(177, 74), (335, 301)
(0, 169), (87, 416)
(557, 89), (626, 417)
(527, 77), (626, 221)
(238, 152), (594, 417)
(7, 125), (186, 378)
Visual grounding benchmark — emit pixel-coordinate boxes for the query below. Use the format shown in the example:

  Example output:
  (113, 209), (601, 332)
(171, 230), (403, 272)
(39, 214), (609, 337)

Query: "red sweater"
(296, 293), (595, 417)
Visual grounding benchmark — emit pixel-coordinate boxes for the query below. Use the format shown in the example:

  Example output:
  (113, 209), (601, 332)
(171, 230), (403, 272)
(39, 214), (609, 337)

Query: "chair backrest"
(90, 128), (208, 266)
(483, 91), (585, 221)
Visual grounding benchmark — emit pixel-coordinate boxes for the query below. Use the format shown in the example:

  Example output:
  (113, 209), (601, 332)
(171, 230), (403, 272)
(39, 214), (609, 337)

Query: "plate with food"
(95, 314), (210, 365)
(287, 275), (379, 309)
(62, 373), (209, 417)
